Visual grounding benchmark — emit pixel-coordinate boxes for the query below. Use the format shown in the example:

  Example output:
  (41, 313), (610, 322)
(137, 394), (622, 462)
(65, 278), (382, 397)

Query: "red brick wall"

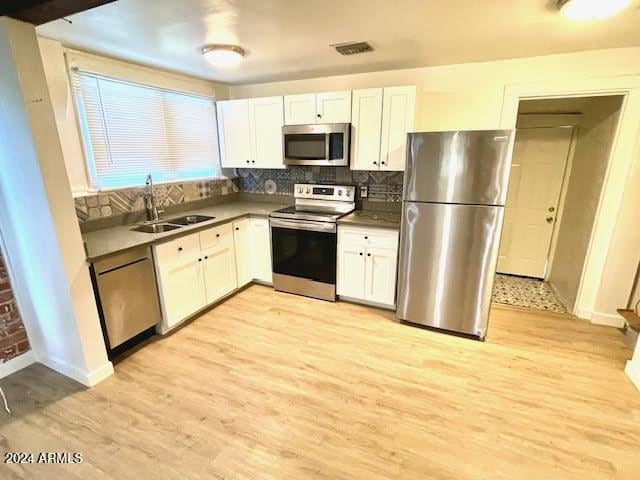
(0, 248), (29, 362)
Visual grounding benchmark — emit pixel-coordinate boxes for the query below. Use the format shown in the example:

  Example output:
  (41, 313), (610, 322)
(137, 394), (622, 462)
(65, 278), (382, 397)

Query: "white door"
(233, 218), (253, 286)
(350, 88), (383, 171)
(217, 99), (252, 168)
(202, 243), (238, 304)
(337, 243), (366, 299)
(250, 218), (273, 283)
(364, 247), (398, 305)
(498, 127), (573, 278)
(249, 96), (284, 169)
(380, 86), (416, 171)
(316, 91), (352, 123)
(284, 94), (316, 125)
(161, 259), (206, 328)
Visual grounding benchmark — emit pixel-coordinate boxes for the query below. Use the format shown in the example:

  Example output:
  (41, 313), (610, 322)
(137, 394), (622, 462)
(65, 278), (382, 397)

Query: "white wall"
(0, 18), (112, 386)
(548, 96), (623, 312)
(230, 47), (640, 132)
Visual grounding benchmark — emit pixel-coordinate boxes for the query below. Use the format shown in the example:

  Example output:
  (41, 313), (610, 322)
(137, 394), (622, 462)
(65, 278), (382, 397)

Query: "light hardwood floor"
(1, 285), (639, 479)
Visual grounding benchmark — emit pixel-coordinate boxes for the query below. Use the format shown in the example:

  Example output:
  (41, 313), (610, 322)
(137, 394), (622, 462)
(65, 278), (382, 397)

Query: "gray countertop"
(83, 201), (288, 262)
(338, 210), (401, 230)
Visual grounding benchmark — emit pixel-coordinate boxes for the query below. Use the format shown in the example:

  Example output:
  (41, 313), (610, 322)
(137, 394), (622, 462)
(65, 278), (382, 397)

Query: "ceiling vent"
(332, 41), (374, 56)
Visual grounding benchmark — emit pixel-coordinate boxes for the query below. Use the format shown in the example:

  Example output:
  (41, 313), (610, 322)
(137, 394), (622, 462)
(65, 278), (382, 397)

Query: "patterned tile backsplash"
(74, 168), (404, 222)
(75, 178), (240, 222)
(236, 167), (404, 202)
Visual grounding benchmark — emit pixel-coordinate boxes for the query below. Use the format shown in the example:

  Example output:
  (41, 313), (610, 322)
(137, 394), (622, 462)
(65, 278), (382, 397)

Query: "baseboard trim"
(575, 307), (593, 320)
(590, 311), (625, 328)
(625, 361), (640, 391)
(338, 295), (396, 311)
(39, 355), (114, 387)
(0, 350), (36, 379)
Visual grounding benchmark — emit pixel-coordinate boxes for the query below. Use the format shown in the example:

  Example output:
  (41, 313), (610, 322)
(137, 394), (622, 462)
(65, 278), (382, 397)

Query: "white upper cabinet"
(249, 96), (284, 169)
(316, 91), (352, 123)
(284, 94), (317, 125)
(380, 86), (416, 171)
(217, 99), (252, 168)
(218, 97), (284, 169)
(284, 91), (351, 125)
(350, 88), (383, 171)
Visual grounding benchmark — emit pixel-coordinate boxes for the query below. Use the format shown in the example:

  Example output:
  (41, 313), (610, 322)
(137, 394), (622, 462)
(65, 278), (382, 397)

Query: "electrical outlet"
(360, 186), (368, 198)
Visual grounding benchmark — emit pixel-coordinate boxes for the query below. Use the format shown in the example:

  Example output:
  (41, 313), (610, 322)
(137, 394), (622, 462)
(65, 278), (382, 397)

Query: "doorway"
(494, 95), (624, 313)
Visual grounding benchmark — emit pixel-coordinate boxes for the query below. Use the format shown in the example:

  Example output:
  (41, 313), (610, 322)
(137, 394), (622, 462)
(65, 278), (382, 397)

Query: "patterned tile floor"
(492, 274), (567, 313)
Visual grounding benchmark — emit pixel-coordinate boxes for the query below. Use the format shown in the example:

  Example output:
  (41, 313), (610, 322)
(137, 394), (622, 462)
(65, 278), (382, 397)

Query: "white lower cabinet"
(337, 225), (399, 309)
(249, 218), (273, 283)
(233, 217), (273, 286)
(202, 243), (238, 305)
(154, 232), (207, 331)
(233, 218), (253, 287)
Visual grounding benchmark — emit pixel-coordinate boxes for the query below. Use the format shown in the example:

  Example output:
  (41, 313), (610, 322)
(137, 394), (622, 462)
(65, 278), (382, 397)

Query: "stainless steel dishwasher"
(92, 246), (161, 354)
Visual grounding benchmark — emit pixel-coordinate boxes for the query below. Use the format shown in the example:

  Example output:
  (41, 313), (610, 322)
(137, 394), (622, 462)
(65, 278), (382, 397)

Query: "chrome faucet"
(144, 174), (163, 222)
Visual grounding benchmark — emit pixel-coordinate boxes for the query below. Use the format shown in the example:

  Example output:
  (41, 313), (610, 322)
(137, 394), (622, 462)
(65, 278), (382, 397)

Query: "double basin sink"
(131, 215), (215, 234)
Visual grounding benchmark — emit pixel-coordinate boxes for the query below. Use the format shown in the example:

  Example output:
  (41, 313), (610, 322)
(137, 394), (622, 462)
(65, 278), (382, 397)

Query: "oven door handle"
(270, 218), (336, 233)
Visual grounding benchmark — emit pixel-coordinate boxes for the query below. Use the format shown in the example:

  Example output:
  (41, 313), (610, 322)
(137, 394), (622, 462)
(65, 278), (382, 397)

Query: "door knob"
(548, 206), (555, 212)
(546, 217), (554, 223)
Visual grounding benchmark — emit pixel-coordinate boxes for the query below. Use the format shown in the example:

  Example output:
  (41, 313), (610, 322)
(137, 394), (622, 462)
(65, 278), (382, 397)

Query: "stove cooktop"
(270, 205), (353, 223)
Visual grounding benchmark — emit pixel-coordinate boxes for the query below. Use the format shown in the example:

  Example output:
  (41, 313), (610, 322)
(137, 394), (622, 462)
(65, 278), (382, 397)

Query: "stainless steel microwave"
(283, 123), (350, 166)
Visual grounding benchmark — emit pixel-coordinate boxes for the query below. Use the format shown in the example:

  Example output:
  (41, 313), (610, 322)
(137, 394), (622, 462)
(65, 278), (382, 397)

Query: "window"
(72, 70), (221, 190)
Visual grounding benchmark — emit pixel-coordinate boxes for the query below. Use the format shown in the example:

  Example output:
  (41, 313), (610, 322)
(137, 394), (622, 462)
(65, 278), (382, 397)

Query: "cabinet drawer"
(338, 226), (399, 249)
(154, 231), (201, 270)
(199, 222), (233, 251)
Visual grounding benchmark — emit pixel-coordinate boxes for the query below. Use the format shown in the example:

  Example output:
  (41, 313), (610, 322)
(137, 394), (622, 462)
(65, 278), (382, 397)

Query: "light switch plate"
(360, 186), (368, 198)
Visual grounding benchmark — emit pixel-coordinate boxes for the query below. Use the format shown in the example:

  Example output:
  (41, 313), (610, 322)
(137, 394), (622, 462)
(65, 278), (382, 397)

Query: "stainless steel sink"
(166, 215), (215, 226)
(131, 223), (182, 234)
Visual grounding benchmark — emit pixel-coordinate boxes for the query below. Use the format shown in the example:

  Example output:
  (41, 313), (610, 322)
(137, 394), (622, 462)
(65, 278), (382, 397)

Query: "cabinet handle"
(216, 233), (220, 238)
(317, 113), (321, 118)
(359, 252), (363, 256)
(251, 160), (255, 163)
(235, 227), (239, 231)
(178, 247), (183, 251)
(204, 256), (208, 260)
(364, 236), (368, 240)
(246, 160), (250, 164)
(373, 161), (377, 165)
(381, 161), (386, 165)
(367, 253), (371, 257)
(198, 258), (202, 262)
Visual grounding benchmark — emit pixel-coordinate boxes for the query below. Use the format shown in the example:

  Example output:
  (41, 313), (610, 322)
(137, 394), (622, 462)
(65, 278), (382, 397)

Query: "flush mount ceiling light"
(557, 0), (632, 20)
(201, 44), (245, 67)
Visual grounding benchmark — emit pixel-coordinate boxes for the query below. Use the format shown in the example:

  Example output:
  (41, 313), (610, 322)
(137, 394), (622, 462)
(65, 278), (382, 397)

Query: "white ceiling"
(36, 0), (640, 85)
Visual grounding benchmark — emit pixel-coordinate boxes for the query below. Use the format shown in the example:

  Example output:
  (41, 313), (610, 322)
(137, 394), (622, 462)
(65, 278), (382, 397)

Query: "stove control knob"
(297, 187), (302, 193)
(306, 188), (310, 194)
(347, 190), (352, 197)
(338, 189), (343, 196)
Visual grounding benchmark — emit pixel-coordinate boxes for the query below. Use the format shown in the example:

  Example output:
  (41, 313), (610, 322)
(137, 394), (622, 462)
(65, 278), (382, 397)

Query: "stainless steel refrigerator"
(396, 130), (515, 340)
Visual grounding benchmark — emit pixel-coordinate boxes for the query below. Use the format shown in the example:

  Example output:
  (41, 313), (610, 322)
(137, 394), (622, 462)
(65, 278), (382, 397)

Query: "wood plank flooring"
(1, 284), (639, 479)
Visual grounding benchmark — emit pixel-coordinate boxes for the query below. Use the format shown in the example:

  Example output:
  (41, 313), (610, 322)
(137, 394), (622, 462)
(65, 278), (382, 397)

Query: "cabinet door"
(337, 243), (366, 299)
(380, 86), (416, 171)
(250, 218), (273, 283)
(217, 99), (252, 168)
(284, 94), (316, 125)
(350, 88), (383, 171)
(364, 247), (398, 306)
(202, 243), (238, 304)
(233, 218), (253, 286)
(316, 91), (352, 123)
(249, 96), (285, 169)
(156, 257), (206, 329)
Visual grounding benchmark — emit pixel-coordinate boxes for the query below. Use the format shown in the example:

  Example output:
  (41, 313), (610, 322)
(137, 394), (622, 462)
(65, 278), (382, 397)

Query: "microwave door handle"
(325, 133), (330, 162)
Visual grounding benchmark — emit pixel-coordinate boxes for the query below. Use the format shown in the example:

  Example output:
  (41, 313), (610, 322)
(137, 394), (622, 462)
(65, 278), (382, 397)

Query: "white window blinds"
(72, 70), (221, 190)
